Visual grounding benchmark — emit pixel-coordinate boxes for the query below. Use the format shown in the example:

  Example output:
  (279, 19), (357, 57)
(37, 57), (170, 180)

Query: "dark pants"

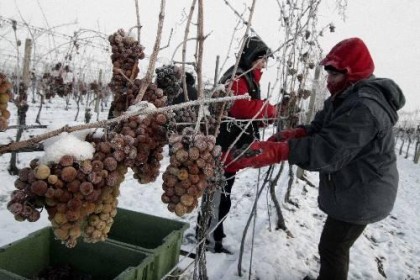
(318, 216), (366, 280)
(196, 172), (236, 245)
(213, 172), (235, 242)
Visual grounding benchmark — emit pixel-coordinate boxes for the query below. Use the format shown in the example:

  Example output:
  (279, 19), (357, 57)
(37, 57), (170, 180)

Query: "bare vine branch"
(222, 0), (260, 37)
(213, 0), (258, 138)
(159, 28), (173, 50)
(194, 0), (205, 133)
(171, 33), (211, 63)
(135, 0), (166, 102)
(0, 94), (249, 155)
(133, 0), (142, 42)
(181, 0), (197, 102)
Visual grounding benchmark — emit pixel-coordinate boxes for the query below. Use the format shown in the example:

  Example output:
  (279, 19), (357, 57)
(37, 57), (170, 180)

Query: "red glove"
(264, 101), (277, 119)
(267, 127), (306, 142)
(263, 102), (277, 126)
(230, 141), (289, 169)
(222, 151), (249, 173)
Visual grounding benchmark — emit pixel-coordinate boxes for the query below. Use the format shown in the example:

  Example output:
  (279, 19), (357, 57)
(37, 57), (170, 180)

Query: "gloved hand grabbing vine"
(222, 147), (261, 173)
(228, 141), (289, 169)
(263, 99), (277, 121)
(222, 151), (244, 173)
(267, 127), (306, 142)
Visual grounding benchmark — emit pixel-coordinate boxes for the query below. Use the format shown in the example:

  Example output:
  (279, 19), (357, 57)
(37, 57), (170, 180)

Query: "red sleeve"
(229, 77), (277, 119)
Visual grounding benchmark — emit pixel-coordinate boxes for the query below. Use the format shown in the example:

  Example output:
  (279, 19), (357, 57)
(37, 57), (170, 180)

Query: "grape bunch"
(205, 86), (233, 135)
(108, 29), (145, 117)
(161, 128), (222, 217)
(111, 79), (168, 118)
(107, 29), (168, 185)
(111, 112), (169, 184)
(7, 133), (128, 248)
(40, 72), (56, 100)
(89, 81), (100, 92)
(0, 73), (12, 131)
(50, 73), (64, 98)
(155, 65), (182, 105)
(141, 82), (167, 108)
(78, 80), (88, 96)
(171, 107), (198, 132)
(130, 115), (167, 184)
(124, 79), (168, 112)
(208, 86), (233, 117)
(108, 29), (145, 81)
(57, 82), (73, 98)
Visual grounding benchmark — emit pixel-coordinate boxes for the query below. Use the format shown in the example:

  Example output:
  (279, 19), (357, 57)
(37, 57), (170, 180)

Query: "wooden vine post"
(94, 69), (102, 121)
(9, 38), (32, 175)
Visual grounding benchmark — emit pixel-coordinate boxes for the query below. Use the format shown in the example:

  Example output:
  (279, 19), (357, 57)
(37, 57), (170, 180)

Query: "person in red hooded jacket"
(197, 36), (277, 254)
(228, 38), (405, 279)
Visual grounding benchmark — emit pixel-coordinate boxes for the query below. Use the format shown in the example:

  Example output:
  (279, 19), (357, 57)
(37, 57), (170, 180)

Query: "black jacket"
(288, 76), (405, 224)
(172, 84), (197, 104)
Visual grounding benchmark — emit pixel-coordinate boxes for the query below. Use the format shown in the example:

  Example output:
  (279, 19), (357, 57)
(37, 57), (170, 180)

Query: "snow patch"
(40, 131), (95, 164)
(125, 101), (156, 114)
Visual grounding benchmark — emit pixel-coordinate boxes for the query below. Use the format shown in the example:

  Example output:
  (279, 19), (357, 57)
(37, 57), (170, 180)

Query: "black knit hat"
(239, 36), (272, 69)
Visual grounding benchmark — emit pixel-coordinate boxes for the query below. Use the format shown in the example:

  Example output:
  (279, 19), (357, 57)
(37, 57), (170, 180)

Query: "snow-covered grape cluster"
(161, 128), (222, 217)
(7, 134), (128, 248)
(0, 73), (12, 131)
(125, 79), (167, 110)
(6, 26), (235, 249)
(155, 65), (182, 105)
(108, 29), (145, 117)
(110, 112), (169, 184)
(171, 107), (198, 129)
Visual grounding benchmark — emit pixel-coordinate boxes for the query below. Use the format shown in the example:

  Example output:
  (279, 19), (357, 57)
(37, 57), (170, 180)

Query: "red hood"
(320, 37), (375, 82)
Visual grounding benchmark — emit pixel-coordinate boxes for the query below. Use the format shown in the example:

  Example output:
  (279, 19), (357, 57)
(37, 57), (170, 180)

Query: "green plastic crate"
(0, 227), (154, 280)
(0, 269), (21, 280)
(109, 208), (189, 280)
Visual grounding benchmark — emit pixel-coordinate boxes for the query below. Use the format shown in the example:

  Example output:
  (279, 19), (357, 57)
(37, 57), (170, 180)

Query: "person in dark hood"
(197, 36), (277, 254)
(226, 37), (405, 279)
(172, 71), (198, 104)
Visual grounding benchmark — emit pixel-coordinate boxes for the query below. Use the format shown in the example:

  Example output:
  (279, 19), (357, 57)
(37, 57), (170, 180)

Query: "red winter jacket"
(216, 68), (277, 153)
(229, 69), (277, 120)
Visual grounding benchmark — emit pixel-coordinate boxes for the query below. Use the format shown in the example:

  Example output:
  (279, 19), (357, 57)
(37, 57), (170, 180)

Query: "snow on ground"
(0, 98), (419, 280)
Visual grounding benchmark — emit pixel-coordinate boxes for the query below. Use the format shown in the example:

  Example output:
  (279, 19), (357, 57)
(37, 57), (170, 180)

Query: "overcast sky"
(319, 0), (420, 112)
(1, 0), (419, 112)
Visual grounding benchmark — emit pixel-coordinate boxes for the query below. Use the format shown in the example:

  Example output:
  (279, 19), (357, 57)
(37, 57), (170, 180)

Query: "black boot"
(214, 241), (233, 254)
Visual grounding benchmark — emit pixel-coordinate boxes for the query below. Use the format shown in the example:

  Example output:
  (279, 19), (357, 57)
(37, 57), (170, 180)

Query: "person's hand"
(265, 101), (278, 118)
(264, 101), (277, 123)
(267, 127), (306, 142)
(224, 141), (289, 170)
(222, 151), (250, 173)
